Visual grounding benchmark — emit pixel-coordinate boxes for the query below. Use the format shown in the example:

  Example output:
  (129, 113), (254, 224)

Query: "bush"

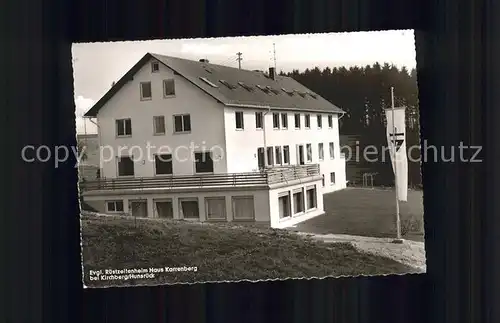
(400, 213), (423, 236)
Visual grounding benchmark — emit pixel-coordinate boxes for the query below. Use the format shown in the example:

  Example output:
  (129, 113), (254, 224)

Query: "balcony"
(79, 164), (320, 192)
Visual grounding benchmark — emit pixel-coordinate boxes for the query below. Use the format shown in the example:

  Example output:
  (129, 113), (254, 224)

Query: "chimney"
(199, 59), (209, 63)
(269, 67), (276, 80)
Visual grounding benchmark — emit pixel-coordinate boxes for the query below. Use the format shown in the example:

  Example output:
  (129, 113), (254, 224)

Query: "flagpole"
(391, 87), (402, 241)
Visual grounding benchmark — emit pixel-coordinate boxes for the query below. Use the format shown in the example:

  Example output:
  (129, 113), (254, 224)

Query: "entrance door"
(297, 145), (305, 165)
(130, 200), (148, 218)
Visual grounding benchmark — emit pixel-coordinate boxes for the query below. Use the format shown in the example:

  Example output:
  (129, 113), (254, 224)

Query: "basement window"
(199, 77), (219, 88)
(106, 200), (124, 213)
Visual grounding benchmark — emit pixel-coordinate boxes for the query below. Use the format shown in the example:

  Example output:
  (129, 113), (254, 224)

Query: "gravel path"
(296, 232), (426, 272)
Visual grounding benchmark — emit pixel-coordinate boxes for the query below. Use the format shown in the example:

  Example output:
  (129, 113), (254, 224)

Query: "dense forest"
(282, 63), (421, 187)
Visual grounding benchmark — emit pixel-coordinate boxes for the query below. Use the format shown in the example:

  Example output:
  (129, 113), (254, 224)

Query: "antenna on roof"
(236, 52), (243, 69)
(273, 43), (277, 72)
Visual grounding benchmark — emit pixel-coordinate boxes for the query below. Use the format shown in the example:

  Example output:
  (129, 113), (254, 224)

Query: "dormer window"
(266, 86), (280, 95)
(296, 91), (307, 98)
(238, 81), (255, 92)
(200, 77), (218, 88)
(151, 61), (160, 73)
(256, 85), (270, 94)
(219, 80), (237, 90)
(281, 88), (294, 96)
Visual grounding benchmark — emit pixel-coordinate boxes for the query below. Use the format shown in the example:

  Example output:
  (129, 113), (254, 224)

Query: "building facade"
(80, 53), (346, 228)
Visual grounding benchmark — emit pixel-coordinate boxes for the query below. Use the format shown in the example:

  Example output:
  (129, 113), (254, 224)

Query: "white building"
(81, 53), (346, 228)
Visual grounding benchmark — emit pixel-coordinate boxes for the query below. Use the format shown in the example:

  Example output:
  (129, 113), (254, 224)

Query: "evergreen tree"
(284, 62), (421, 187)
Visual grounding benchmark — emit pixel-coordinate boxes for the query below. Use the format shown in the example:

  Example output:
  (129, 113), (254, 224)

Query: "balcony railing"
(265, 164), (320, 184)
(79, 164), (320, 192)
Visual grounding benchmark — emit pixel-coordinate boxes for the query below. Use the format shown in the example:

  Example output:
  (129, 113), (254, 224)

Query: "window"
(272, 113), (280, 129)
(297, 145), (305, 165)
(219, 80), (237, 89)
(328, 115), (333, 128)
(283, 145), (290, 164)
(238, 81), (255, 92)
(306, 186), (317, 209)
(116, 119), (132, 137)
(205, 197), (227, 220)
(308, 93), (318, 99)
(257, 147), (265, 169)
(330, 172), (336, 185)
(297, 91), (307, 98)
(275, 146), (282, 165)
(130, 200), (148, 218)
(282, 88), (294, 96)
(235, 111), (244, 130)
(278, 192), (291, 219)
(179, 198), (200, 219)
(154, 154), (173, 175)
(232, 196), (255, 220)
(155, 200), (173, 218)
(140, 82), (152, 100)
(194, 152), (214, 173)
(281, 113), (288, 129)
(200, 77), (219, 87)
(153, 116), (166, 135)
(318, 143), (324, 160)
(151, 62), (160, 73)
(322, 174), (325, 187)
(266, 147), (274, 166)
(306, 144), (312, 162)
(317, 114), (323, 128)
(256, 85), (270, 93)
(163, 79), (175, 96)
(266, 86), (281, 95)
(293, 189), (305, 214)
(117, 156), (134, 176)
(255, 112), (263, 129)
(106, 200), (124, 213)
(329, 142), (335, 159)
(294, 114), (301, 128)
(173, 114), (191, 133)
(305, 114), (311, 128)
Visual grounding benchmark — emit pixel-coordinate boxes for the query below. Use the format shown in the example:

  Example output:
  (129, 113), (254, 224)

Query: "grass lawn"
(81, 214), (418, 287)
(290, 188), (424, 241)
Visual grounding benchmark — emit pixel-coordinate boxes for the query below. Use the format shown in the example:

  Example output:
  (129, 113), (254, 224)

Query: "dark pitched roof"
(84, 53), (344, 117)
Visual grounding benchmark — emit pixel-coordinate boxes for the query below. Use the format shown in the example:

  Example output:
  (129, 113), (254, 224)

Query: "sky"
(73, 30), (416, 134)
